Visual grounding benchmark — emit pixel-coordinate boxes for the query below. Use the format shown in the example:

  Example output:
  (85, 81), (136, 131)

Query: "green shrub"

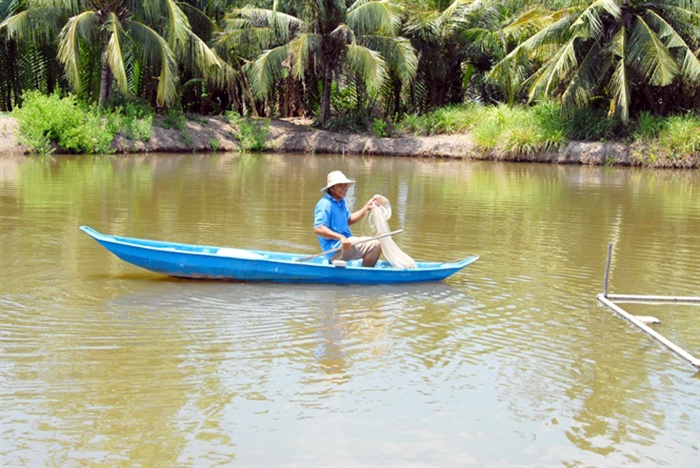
(60, 111), (116, 154)
(12, 91), (118, 155)
(226, 111), (269, 152)
(161, 108), (187, 130)
(372, 118), (387, 137)
(331, 83), (356, 114)
(122, 102), (154, 141)
(180, 131), (193, 147)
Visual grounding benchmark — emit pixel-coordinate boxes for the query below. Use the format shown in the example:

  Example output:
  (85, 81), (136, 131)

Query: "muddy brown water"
(1, 153), (698, 466)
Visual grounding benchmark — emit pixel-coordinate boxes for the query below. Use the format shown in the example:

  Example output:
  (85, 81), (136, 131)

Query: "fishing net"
(367, 195), (417, 269)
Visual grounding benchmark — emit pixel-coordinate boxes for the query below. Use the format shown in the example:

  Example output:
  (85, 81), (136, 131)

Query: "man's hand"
(340, 236), (352, 250)
(363, 196), (379, 212)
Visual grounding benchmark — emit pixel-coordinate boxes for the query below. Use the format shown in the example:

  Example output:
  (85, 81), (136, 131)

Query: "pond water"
(1, 153), (698, 467)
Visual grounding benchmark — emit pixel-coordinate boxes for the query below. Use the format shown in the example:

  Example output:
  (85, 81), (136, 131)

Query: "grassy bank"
(395, 102), (699, 168)
(11, 91), (269, 155)
(9, 92), (699, 168)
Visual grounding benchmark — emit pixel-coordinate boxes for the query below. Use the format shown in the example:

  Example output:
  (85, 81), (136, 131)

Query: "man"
(314, 170), (382, 267)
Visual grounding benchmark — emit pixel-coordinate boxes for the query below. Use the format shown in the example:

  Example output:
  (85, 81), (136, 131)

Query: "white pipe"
(605, 294), (700, 303)
(606, 294), (700, 303)
(597, 294), (700, 368)
(603, 242), (613, 297)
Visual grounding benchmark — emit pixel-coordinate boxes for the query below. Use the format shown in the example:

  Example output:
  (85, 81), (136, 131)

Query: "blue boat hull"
(80, 226), (478, 284)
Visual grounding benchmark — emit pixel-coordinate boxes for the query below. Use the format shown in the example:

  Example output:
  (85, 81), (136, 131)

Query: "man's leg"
(361, 241), (382, 267)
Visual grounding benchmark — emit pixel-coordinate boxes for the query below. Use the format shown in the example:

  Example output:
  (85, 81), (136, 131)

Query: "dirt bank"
(0, 115), (695, 167)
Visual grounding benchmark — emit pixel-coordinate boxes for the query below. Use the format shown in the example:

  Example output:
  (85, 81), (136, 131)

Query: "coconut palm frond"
(270, 10), (298, 44)
(162, 0), (224, 84)
(288, 32), (321, 79)
(232, 7), (303, 36)
(181, 29), (222, 70)
(248, 44), (290, 97)
(437, 0), (481, 25)
(178, 2), (222, 35)
(214, 27), (277, 53)
(502, 5), (565, 37)
(644, 10), (700, 80)
(358, 35), (417, 83)
(0, 9), (28, 37)
(527, 37), (577, 100)
(511, 11), (575, 57)
(462, 27), (500, 54)
(609, 59), (631, 122)
(628, 16), (679, 86)
(659, 0), (700, 25)
(219, 7), (302, 53)
(330, 23), (355, 45)
(1, 6), (69, 43)
(129, 21), (179, 106)
(345, 42), (386, 91)
(607, 29), (631, 123)
(402, 12), (440, 43)
(489, 48), (523, 84)
(572, 0), (620, 39)
(560, 41), (606, 112)
(102, 13), (129, 97)
(0, 0), (20, 20)
(164, 0), (194, 56)
(57, 11), (97, 92)
(208, 60), (239, 90)
(490, 9), (574, 93)
(389, 36), (418, 83)
(347, 0), (401, 36)
(190, 35), (228, 89)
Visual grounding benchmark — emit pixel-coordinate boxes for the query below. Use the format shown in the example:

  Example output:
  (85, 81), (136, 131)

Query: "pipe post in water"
(603, 242), (613, 298)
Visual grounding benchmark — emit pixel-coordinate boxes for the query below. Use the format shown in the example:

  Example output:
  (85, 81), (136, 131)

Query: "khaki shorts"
(331, 237), (379, 261)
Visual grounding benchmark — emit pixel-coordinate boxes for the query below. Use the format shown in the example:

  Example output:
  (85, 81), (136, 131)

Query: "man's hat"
(321, 170), (355, 192)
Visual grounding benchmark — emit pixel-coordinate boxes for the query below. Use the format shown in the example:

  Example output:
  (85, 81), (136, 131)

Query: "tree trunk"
(98, 54), (112, 108)
(240, 72), (259, 118)
(320, 61), (333, 125)
(392, 74), (402, 118)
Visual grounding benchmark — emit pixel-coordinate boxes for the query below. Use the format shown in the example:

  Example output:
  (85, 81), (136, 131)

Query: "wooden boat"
(80, 226), (478, 284)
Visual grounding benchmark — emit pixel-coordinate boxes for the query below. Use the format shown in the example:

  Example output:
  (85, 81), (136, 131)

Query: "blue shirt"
(314, 193), (351, 258)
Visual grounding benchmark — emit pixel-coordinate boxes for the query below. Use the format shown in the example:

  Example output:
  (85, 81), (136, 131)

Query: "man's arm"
(348, 196), (378, 225)
(314, 224), (351, 250)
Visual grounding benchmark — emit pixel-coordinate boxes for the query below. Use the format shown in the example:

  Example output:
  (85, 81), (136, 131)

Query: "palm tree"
(402, 0), (490, 110)
(455, 0), (546, 106)
(0, 0), (22, 111)
(1, 0), (225, 108)
(399, 0), (534, 111)
(489, 0), (700, 122)
(0, 0), (67, 111)
(217, 0), (417, 125)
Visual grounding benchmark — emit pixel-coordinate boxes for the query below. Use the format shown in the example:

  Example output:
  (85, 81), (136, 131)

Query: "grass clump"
(396, 105), (476, 136)
(472, 102), (566, 156)
(631, 113), (700, 168)
(397, 102), (566, 156)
